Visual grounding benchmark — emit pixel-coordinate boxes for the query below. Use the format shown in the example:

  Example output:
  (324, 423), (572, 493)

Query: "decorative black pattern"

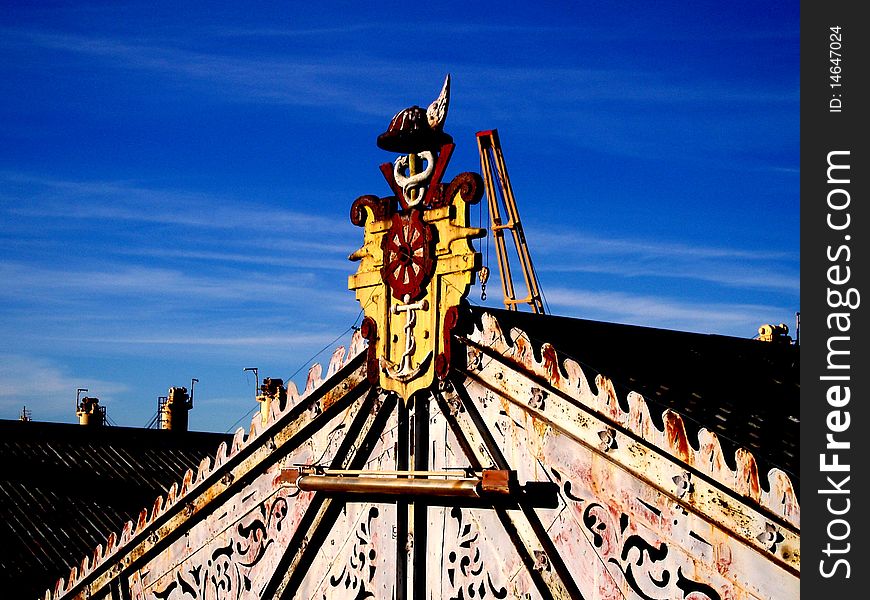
(581, 500), (721, 600)
(328, 506), (380, 599)
(446, 507), (508, 600)
(550, 467), (722, 600)
(150, 496), (288, 600)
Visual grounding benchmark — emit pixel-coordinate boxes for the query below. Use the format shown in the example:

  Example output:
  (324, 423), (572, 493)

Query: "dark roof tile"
(0, 420), (231, 599)
(464, 306), (799, 488)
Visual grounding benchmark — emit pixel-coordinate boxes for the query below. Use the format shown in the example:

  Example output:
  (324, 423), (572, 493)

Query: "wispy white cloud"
(42, 331), (341, 349)
(207, 24), (383, 39)
(0, 260), (341, 302)
(2, 26), (796, 117)
(531, 229), (798, 293)
(457, 65), (796, 107)
(0, 25), (797, 174)
(542, 260), (799, 293)
(116, 247), (351, 271)
(544, 287), (789, 335)
(0, 250), (362, 371)
(1, 173), (350, 236)
(1, 28), (405, 115)
(72, 18), (799, 46)
(534, 230), (793, 261)
(0, 353), (128, 418)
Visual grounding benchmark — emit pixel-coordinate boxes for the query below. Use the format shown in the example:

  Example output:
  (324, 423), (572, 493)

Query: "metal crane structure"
(476, 129), (546, 314)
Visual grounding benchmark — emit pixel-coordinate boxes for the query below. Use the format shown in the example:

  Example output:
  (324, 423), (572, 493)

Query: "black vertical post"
(412, 391), (430, 599)
(395, 397), (409, 600)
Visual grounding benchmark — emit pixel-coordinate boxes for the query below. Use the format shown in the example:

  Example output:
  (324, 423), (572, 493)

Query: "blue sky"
(0, 1), (799, 431)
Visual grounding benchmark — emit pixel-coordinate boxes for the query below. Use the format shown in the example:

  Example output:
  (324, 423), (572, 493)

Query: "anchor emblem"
(382, 294), (432, 382)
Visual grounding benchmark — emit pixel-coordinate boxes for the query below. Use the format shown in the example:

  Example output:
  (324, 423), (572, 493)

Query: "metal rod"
(297, 475), (482, 498)
(317, 469), (476, 477)
(76, 387), (88, 412)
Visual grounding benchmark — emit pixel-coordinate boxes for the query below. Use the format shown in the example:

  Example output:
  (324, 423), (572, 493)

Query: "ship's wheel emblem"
(382, 210), (433, 301)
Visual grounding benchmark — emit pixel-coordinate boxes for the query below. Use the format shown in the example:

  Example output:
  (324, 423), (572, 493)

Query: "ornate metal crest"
(349, 75), (485, 401)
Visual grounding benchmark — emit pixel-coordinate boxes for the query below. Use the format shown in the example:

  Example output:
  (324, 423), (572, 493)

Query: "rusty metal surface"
(295, 469), (510, 498)
(451, 309), (800, 598)
(429, 387), (581, 599)
(458, 356), (800, 560)
(462, 306), (800, 491)
(297, 474), (482, 497)
(453, 374), (797, 598)
(461, 307), (800, 523)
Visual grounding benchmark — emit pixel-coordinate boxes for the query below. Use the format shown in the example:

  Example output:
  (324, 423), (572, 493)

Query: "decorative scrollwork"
(445, 507), (508, 600)
(578, 502), (722, 600)
(359, 317), (380, 384)
(755, 522), (784, 552)
(328, 506), (380, 599)
(441, 172), (483, 209)
(150, 496), (288, 600)
(672, 472), (694, 499)
(393, 151), (435, 207)
(435, 305), (460, 379)
(551, 465), (724, 600)
(597, 428), (618, 452)
(528, 387), (547, 410)
(350, 195), (391, 227)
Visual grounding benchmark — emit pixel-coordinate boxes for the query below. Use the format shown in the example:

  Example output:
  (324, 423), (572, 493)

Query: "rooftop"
(3, 308), (800, 598)
(464, 305), (800, 487)
(0, 420), (231, 600)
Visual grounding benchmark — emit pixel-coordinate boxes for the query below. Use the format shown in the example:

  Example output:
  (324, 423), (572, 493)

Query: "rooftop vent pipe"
(757, 323), (791, 344)
(256, 377), (287, 425)
(159, 386), (192, 432)
(76, 396), (106, 427)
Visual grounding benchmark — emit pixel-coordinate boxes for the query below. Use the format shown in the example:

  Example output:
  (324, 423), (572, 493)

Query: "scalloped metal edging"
(465, 311), (800, 529)
(44, 329), (368, 600)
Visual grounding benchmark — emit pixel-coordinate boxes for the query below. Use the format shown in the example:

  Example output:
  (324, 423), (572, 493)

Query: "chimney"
(257, 378), (287, 424)
(160, 387), (192, 432)
(757, 323), (791, 344)
(77, 396), (106, 427)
